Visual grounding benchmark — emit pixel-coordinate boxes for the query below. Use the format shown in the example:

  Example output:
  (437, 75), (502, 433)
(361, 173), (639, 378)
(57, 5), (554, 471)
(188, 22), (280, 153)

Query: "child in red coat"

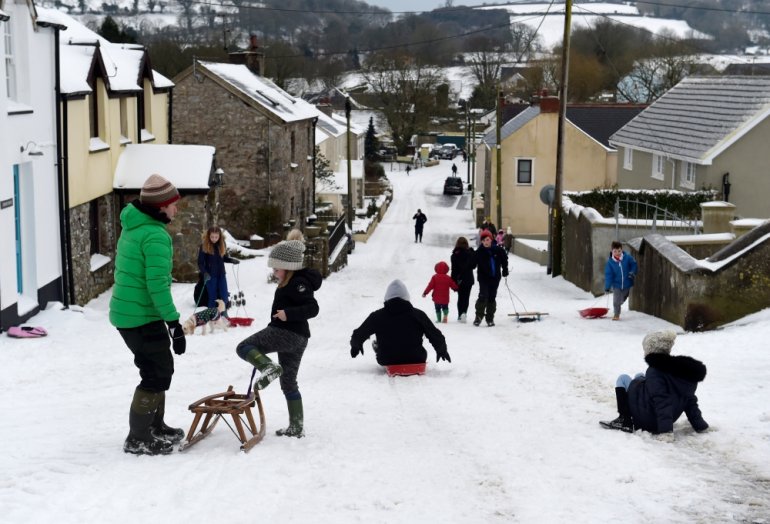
(423, 261), (459, 323)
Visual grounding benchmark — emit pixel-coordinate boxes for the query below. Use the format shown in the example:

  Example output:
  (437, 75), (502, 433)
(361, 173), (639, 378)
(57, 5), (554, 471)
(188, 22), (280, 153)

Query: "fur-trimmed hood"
(645, 353), (707, 383)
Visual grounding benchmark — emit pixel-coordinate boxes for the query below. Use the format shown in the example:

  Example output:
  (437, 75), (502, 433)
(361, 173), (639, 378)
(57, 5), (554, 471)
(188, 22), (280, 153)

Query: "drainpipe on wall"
(49, 25), (73, 307)
(167, 87), (173, 143)
(311, 117), (317, 216)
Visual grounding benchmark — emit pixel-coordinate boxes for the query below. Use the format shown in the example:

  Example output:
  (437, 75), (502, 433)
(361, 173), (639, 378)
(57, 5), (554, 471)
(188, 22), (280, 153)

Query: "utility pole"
(495, 88), (503, 229)
(345, 96), (353, 230)
(552, 0), (573, 277)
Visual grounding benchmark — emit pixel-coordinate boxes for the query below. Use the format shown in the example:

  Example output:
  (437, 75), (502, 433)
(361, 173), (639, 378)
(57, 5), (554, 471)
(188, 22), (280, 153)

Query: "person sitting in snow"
(350, 279), (450, 366)
(422, 261), (459, 323)
(600, 330), (709, 436)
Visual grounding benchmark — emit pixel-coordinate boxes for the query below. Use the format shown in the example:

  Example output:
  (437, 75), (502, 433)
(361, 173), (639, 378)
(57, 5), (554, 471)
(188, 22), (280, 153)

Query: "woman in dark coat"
(450, 236), (475, 323)
(601, 330), (709, 435)
(350, 280), (450, 366)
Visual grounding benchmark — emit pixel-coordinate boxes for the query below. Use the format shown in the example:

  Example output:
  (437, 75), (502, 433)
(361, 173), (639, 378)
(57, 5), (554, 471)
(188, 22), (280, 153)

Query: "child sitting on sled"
(350, 280), (450, 366)
(600, 330), (709, 437)
(422, 261), (458, 323)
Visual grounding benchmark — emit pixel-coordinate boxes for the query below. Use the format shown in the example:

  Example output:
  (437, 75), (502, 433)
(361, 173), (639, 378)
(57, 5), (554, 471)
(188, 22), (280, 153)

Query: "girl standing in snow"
(235, 240), (322, 438)
(423, 261), (459, 323)
(450, 236), (475, 322)
(197, 226), (239, 308)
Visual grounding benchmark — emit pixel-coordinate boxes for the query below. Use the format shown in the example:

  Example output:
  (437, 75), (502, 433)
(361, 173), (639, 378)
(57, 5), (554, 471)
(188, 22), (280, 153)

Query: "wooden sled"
(179, 385), (266, 453)
(508, 311), (549, 322)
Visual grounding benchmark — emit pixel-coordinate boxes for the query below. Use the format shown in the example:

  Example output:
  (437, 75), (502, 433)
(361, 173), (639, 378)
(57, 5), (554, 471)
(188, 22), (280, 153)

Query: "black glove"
(167, 320), (186, 355)
(230, 259), (240, 265)
(502, 269), (509, 278)
(350, 345), (364, 358)
(436, 350), (451, 363)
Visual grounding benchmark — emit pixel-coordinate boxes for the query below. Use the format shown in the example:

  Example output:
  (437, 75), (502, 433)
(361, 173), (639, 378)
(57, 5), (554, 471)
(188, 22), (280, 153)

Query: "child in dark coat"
(450, 236), (475, 322)
(197, 226), (239, 308)
(350, 280), (450, 366)
(423, 261), (459, 323)
(601, 330), (709, 436)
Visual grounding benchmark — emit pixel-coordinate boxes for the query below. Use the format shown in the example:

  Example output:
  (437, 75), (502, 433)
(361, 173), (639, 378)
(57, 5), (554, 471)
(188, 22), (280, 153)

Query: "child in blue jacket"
(604, 240), (637, 320)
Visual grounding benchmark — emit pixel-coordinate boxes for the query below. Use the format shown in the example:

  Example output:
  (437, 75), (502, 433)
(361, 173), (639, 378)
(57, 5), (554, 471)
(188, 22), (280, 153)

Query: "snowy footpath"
(1, 160), (769, 523)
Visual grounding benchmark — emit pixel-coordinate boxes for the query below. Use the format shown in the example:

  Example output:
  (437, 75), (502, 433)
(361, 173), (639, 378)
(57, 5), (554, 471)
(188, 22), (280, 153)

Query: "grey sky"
(364, 0), (448, 14)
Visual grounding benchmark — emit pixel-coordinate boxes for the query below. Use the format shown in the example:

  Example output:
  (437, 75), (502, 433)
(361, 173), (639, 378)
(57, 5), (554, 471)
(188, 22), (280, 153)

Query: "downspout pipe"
(168, 87), (173, 143)
(311, 117), (317, 215)
(50, 25), (72, 307)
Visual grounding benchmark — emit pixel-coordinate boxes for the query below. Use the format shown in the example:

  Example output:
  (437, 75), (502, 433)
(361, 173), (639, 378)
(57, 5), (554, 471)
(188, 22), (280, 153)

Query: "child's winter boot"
(442, 308), (449, 323)
(485, 299), (497, 327)
(275, 393), (304, 438)
(245, 350), (283, 390)
(435, 311), (442, 323)
(150, 391), (185, 444)
(600, 387), (635, 433)
(124, 387), (174, 455)
(473, 299), (486, 326)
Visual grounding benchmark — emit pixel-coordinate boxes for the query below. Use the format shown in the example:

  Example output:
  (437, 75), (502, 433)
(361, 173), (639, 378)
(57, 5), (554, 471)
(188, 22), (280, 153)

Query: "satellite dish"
(539, 184), (555, 205)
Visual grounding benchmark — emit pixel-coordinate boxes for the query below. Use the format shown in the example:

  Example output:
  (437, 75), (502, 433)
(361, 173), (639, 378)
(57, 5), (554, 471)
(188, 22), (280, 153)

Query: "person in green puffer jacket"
(109, 174), (187, 456)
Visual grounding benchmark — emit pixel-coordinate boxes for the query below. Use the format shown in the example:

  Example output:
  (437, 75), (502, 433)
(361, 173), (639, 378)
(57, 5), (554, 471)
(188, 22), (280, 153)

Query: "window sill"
(89, 137), (110, 153)
(651, 173), (664, 181)
(120, 136), (132, 146)
(90, 253), (112, 272)
(7, 100), (34, 115)
(680, 182), (695, 190)
(140, 129), (155, 143)
(623, 165), (633, 171)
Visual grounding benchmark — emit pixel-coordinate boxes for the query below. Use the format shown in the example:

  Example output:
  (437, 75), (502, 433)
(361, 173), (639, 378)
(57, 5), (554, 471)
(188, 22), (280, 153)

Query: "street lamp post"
(345, 97), (353, 230)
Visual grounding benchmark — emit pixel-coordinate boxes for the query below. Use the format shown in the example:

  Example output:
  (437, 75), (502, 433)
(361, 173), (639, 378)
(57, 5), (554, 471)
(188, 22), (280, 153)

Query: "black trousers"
(118, 320), (174, 392)
(457, 281), (473, 316)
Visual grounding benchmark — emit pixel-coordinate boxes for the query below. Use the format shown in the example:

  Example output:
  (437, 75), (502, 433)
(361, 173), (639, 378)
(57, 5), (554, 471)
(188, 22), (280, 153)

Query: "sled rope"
(504, 278), (528, 314)
(245, 366), (258, 400)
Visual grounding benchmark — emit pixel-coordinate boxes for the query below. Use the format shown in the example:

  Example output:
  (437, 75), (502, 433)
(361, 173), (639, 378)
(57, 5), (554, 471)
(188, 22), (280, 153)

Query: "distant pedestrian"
(502, 227), (514, 254)
(451, 163), (458, 176)
(462, 150), (467, 162)
(413, 209), (427, 243)
(406, 165), (411, 176)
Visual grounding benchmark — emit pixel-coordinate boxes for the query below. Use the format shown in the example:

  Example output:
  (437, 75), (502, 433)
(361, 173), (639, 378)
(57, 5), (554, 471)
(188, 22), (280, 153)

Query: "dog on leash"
(183, 299), (228, 335)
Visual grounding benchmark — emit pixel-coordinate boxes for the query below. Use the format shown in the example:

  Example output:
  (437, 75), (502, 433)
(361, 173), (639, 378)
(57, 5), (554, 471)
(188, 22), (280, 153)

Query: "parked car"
(443, 176), (464, 195)
(439, 144), (458, 159)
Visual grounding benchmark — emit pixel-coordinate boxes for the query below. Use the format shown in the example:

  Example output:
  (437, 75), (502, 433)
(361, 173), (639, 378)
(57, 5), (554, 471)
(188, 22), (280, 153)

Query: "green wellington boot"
(275, 398), (304, 438)
(245, 350), (283, 390)
(150, 391), (185, 444)
(124, 388), (173, 455)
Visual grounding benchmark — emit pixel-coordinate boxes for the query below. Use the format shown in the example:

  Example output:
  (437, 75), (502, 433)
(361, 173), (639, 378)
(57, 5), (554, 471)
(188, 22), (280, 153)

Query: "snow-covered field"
(1, 160), (769, 523)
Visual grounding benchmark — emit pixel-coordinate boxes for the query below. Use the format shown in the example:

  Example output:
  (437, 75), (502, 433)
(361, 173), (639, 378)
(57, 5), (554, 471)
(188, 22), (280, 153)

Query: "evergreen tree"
(364, 117), (379, 161)
(314, 147), (337, 190)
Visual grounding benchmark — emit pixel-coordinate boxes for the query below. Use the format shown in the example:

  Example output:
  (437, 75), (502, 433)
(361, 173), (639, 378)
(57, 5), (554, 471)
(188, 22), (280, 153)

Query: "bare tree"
(362, 53), (446, 154)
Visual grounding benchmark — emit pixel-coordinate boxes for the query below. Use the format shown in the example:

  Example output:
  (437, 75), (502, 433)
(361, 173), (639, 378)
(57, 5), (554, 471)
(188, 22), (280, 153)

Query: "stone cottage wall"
(69, 194), (117, 305)
(173, 74), (314, 241)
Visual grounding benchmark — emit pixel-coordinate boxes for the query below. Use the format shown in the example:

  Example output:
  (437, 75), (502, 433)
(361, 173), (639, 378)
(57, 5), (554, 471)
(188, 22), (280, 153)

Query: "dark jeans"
(236, 326), (308, 395)
(415, 228), (423, 242)
(477, 278), (500, 302)
(457, 281), (473, 317)
(118, 320), (174, 392)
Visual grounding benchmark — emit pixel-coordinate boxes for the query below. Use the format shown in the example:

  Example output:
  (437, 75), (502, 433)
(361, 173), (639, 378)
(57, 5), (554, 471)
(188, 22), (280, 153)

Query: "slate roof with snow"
(35, 7), (172, 95)
(198, 61), (318, 124)
(113, 144), (216, 191)
(484, 103), (645, 149)
(609, 76), (770, 164)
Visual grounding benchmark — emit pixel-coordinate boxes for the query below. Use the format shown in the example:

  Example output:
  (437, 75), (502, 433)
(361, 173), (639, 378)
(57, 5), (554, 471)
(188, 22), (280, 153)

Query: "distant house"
(610, 76), (770, 219)
(0, 2), (63, 330)
(480, 96), (644, 236)
(173, 58), (317, 240)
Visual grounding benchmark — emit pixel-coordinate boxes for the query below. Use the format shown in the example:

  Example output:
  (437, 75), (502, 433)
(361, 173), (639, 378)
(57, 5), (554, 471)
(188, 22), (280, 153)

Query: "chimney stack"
(228, 33), (265, 76)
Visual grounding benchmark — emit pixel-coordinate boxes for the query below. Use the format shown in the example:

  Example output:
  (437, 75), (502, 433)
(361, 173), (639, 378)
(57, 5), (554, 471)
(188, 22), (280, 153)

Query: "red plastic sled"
(579, 307), (609, 319)
(384, 363), (426, 377)
(228, 317), (254, 327)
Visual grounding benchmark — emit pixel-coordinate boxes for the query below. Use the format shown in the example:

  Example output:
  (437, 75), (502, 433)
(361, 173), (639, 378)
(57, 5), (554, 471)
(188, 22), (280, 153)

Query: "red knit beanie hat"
(480, 230), (493, 241)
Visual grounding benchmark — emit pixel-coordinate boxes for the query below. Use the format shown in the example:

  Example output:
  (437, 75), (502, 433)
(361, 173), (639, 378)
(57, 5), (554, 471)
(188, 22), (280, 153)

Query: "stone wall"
(69, 195), (117, 305)
(173, 73), (314, 240)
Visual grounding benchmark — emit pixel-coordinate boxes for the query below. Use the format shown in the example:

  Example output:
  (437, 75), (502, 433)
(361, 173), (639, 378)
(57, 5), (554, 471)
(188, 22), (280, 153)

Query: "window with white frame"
(516, 158), (534, 185)
(3, 19), (17, 100)
(623, 147), (633, 170)
(681, 161), (696, 189)
(652, 153), (665, 180)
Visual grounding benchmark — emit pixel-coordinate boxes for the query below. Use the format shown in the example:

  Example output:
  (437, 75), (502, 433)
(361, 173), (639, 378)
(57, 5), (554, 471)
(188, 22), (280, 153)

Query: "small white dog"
(183, 299), (228, 335)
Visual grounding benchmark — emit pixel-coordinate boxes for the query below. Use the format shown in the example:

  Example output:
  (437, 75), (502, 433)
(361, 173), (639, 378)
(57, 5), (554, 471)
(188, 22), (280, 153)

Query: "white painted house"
(0, 0), (65, 331)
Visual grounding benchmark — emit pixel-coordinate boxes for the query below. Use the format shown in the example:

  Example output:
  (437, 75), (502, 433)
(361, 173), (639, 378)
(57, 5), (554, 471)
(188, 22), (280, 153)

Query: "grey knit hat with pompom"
(642, 330), (676, 356)
(268, 240), (305, 271)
